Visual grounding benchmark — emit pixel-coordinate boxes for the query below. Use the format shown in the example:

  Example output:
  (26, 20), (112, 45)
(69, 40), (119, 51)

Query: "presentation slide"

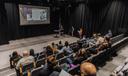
(19, 5), (50, 25)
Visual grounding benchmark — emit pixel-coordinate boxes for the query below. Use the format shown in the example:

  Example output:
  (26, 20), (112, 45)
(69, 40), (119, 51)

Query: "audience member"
(105, 30), (112, 38)
(16, 50), (35, 70)
(96, 36), (111, 51)
(95, 34), (104, 46)
(10, 51), (22, 68)
(39, 56), (60, 76)
(74, 48), (86, 64)
(82, 35), (86, 40)
(89, 34), (108, 54)
(30, 49), (35, 57)
(80, 62), (97, 76)
(46, 45), (54, 56)
(51, 42), (58, 54)
(58, 41), (63, 50)
(61, 41), (73, 55)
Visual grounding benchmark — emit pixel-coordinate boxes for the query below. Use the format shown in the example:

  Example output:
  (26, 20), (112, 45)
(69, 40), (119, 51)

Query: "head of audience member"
(56, 44), (58, 47)
(29, 49), (35, 56)
(77, 48), (85, 57)
(59, 41), (62, 45)
(65, 41), (69, 47)
(52, 42), (55, 47)
(97, 33), (101, 37)
(104, 36), (110, 42)
(46, 45), (53, 51)
(80, 62), (97, 76)
(78, 42), (83, 49)
(47, 56), (57, 69)
(23, 50), (29, 57)
(93, 33), (97, 38)
(12, 51), (19, 57)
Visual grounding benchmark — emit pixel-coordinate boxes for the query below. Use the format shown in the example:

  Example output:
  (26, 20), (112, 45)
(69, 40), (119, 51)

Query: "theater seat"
(59, 57), (68, 65)
(31, 66), (44, 76)
(56, 52), (64, 60)
(37, 54), (45, 60)
(36, 58), (45, 67)
(19, 62), (35, 76)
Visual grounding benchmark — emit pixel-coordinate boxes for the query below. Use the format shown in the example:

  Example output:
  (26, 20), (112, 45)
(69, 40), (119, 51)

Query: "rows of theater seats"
(9, 34), (128, 76)
(9, 39), (89, 76)
(69, 34), (128, 75)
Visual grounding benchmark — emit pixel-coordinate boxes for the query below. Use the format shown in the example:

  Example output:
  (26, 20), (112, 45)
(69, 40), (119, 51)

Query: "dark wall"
(62, 0), (128, 37)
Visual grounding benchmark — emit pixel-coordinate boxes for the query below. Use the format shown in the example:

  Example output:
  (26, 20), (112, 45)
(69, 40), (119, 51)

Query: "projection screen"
(19, 4), (50, 25)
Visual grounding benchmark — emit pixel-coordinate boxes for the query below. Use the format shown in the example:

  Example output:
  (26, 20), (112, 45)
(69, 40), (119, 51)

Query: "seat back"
(20, 62), (35, 76)
(111, 34), (124, 44)
(37, 54), (45, 60)
(31, 66), (44, 76)
(56, 52), (64, 60)
(10, 56), (22, 68)
(36, 58), (45, 67)
(59, 57), (68, 65)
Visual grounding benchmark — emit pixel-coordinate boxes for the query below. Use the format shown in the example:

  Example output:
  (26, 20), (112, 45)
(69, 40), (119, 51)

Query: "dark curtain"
(90, 0), (128, 36)
(61, 2), (92, 37)
(63, 0), (128, 37)
(0, 3), (9, 44)
(5, 3), (20, 40)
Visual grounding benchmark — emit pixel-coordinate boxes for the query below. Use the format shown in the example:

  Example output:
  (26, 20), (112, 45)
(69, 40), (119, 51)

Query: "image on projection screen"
(19, 5), (50, 25)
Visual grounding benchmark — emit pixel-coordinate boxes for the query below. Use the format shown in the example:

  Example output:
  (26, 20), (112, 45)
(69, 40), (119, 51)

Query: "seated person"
(105, 30), (112, 38)
(95, 34), (105, 46)
(29, 49), (35, 57)
(51, 42), (58, 54)
(58, 41), (63, 50)
(66, 57), (76, 68)
(89, 34), (107, 54)
(61, 41), (73, 55)
(46, 45), (54, 56)
(30, 49), (37, 61)
(97, 36), (111, 51)
(16, 50), (35, 70)
(81, 35), (86, 40)
(39, 56), (60, 76)
(60, 62), (70, 71)
(89, 33), (98, 46)
(93, 33), (97, 38)
(80, 62), (97, 76)
(10, 51), (22, 68)
(74, 48), (87, 64)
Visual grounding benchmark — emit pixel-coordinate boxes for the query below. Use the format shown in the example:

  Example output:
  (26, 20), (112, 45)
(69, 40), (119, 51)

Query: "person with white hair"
(16, 50), (35, 69)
